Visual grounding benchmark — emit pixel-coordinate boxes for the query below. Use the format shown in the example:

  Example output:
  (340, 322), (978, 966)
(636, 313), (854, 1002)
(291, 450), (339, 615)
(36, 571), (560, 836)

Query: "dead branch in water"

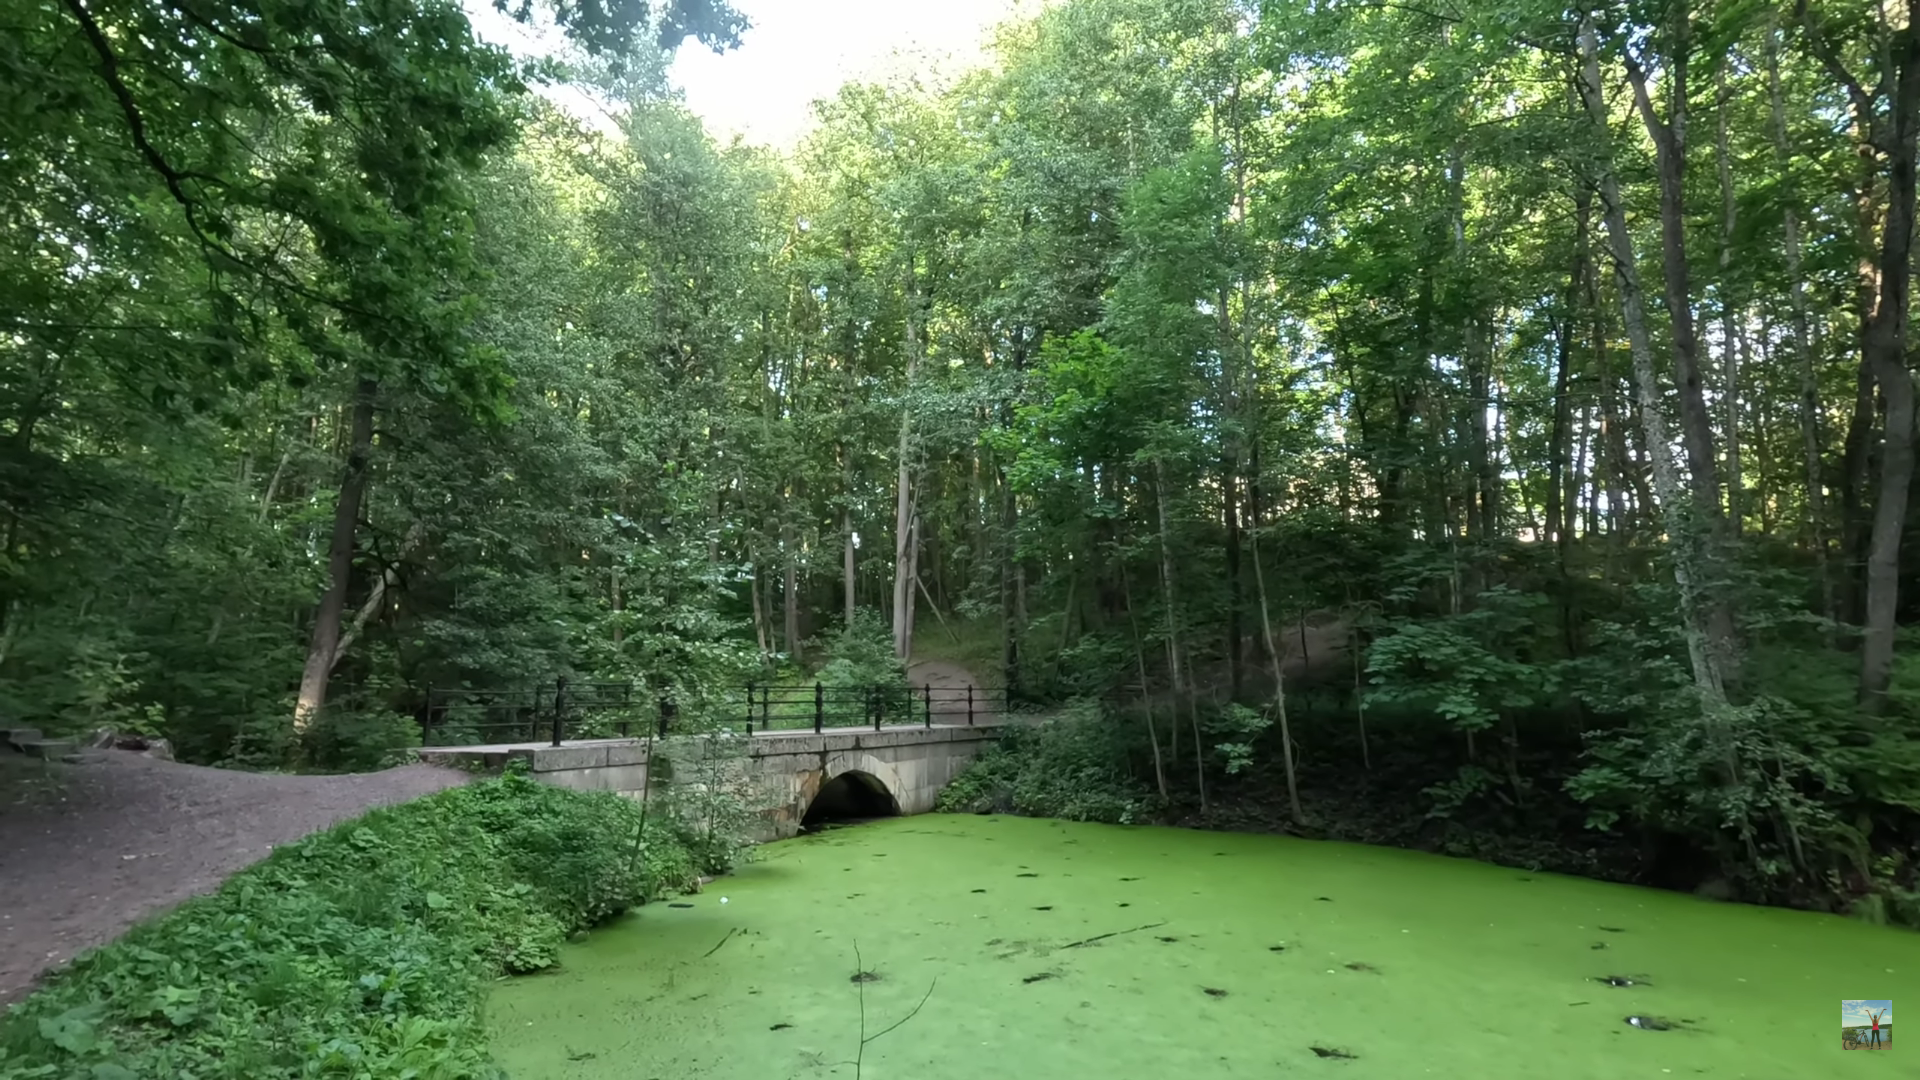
(1061, 921), (1169, 950)
(849, 940), (938, 1080)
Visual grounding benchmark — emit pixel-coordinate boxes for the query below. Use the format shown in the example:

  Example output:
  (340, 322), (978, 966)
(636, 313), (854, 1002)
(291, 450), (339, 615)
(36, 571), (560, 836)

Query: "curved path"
(0, 751), (466, 1006)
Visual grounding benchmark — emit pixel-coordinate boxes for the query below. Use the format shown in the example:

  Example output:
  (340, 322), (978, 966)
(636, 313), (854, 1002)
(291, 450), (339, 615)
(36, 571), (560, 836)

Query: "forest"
(4, 0), (1918, 923)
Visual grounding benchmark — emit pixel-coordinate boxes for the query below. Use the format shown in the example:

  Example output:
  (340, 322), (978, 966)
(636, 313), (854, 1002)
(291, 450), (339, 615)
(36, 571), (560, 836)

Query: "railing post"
(966, 684), (974, 726)
(760, 684), (770, 729)
(814, 682), (824, 734)
(924, 684), (932, 728)
(745, 682), (755, 736)
(657, 697), (670, 738)
(551, 677), (567, 747)
(872, 687), (882, 732)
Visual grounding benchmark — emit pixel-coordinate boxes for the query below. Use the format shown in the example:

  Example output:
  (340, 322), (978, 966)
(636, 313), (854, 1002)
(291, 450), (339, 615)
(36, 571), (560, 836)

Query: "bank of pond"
(490, 814), (1913, 1080)
(1, 776), (1912, 1079)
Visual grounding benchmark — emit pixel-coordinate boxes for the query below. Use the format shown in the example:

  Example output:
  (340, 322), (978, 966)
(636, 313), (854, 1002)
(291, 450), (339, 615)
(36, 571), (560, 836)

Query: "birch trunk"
(1579, 18), (1730, 711)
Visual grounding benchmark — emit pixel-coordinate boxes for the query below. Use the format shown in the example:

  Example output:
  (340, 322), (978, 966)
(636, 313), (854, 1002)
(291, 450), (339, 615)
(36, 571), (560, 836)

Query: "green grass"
(0, 770), (716, 1079)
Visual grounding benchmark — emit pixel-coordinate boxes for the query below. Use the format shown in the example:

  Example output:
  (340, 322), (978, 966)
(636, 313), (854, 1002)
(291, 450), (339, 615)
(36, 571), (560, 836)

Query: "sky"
(669, 0), (1035, 148)
(1842, 999), (1893, 1027)
(465, 0), (1038, 148)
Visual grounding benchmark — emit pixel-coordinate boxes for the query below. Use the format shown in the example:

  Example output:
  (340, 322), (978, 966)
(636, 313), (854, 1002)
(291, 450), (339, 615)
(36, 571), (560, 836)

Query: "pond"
(487, 815), (1916, 1079)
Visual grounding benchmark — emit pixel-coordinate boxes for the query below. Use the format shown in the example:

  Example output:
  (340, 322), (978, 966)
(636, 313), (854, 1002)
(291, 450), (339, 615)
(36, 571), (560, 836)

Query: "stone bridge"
(417, 720), (1009, 839)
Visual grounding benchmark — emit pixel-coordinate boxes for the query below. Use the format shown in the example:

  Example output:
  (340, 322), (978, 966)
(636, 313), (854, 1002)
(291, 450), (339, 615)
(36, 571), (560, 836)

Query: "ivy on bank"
(0, 772), (728, 1079)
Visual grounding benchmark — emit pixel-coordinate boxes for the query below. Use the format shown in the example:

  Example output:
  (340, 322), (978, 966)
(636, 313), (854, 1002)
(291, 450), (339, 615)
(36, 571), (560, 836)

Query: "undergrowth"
(0, 769), (725, 1079)
(936, 701), (1154, 824)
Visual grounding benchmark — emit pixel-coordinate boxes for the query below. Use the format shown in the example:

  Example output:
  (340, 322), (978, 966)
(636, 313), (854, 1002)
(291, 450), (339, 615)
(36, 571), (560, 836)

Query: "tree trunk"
(1549, 190), (1589, 554)
(1622, 34), (1742, 696)
(1715, 63), (1743, 534)
(1856, 29), (1920, 709)
(1580, 18), (1730, 711)
(1840, 105), (1884, 627)
(843, 510), (856, 627)
(1449, 140), (1497, 542)
(751, 563), (770, 657)
(783, 526), (802, 662)
(1767, 20), (1837, 629)
(891, 258), (921, 661)
(1153, 460), (1187, 776)
(1589, 248), (1636, 542)
(293, 376), (376, 732)
(903, 511), (921, 657)
(1121, 563), (1168, 798)
(1801, 0), (1920, 704)
(1251, 527), (1305, 823)
(1223, 446), (1243, 698)
(1625, 43), (1724, 518)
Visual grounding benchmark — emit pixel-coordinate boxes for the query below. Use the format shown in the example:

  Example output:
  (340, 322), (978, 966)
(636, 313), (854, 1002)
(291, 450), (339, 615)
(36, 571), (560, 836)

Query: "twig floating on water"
(703, 928), (736, 958)
(1061, 920), (1169, 950)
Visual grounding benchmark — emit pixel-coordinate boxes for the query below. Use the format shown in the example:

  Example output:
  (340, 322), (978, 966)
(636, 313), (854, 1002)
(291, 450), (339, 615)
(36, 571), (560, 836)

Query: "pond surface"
(488, 815), (1915, 1079)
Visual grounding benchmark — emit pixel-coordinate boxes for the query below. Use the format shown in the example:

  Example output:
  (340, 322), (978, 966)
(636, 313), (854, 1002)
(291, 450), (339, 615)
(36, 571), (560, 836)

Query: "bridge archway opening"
(801, 770), (900, 831)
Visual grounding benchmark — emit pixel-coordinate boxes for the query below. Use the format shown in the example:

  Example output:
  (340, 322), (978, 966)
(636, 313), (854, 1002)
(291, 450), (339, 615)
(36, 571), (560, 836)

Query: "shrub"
(937, 700), (1152, 824)
(299, 708), (423, 773)
(0, 771), (716, 1079)
(812, 611), (907, 692)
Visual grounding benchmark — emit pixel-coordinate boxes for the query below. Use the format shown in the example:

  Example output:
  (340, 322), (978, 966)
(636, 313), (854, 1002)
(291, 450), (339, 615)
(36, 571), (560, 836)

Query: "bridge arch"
(801, 767), (901, 830)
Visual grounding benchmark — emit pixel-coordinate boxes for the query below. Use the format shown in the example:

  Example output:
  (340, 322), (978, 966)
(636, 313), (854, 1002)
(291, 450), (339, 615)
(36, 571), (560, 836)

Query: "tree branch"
(1792, 0), (1881, 146)
(329, 520), (424, 673)
(1621, 52), (1674, 156)
(61, 0), (231, 234)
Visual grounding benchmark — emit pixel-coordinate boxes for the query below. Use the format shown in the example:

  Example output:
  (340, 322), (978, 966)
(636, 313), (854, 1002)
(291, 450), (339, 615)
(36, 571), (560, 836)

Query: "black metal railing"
(418, 678), (1009, 746)
(420, 679), (668, 748)
(737, 682), (1008, 735)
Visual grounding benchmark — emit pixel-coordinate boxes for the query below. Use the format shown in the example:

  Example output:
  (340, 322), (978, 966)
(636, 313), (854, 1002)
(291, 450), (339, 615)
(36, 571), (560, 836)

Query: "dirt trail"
(906, 659), (994, 721)
(0, 751), (466, 1007)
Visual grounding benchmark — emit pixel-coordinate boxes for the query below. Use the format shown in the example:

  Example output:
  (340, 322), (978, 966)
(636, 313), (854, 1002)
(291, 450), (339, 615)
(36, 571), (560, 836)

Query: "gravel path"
(0, 751), (467, 1007)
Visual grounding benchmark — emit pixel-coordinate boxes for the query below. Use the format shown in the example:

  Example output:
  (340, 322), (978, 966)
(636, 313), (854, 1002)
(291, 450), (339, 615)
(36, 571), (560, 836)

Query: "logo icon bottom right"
(1844, 1000), (1893, 1050)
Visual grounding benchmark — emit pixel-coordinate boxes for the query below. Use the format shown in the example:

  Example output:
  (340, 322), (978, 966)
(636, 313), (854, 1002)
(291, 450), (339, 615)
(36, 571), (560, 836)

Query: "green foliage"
(1208, 703), (1272, 776)
(1366, 587), (1559, 738)
(298, 709), (423, 774)
(937, 702), (1153, 824)
(814, 611), (909, 693)
(0, 774), (717, 1079)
